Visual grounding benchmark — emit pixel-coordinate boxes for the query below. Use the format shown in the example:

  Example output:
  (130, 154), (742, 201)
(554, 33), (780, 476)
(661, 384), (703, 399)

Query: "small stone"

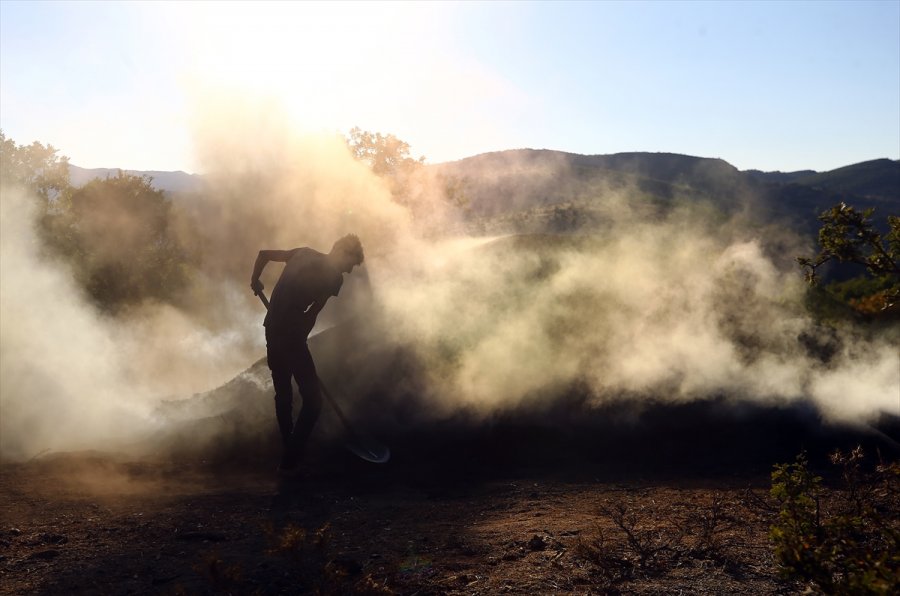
(28, 549), (60, 560)
(527, 534), (548, 551)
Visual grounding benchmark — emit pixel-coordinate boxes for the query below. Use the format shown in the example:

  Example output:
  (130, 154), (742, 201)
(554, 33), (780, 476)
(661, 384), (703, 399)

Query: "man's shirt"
(264, 248), (343, 339)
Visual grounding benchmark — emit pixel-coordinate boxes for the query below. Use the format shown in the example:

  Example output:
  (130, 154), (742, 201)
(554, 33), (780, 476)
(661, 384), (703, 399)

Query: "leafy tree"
(2, 132), (193, 312)
(65, 172), (192, 311)
(346, 127), (469, 213)
(798, 203), (899, 284)
(1, 130), (79, 269)
(346, 127), (424, 178)
(798, 203), (899, 312)
(0, 129), (71, 204)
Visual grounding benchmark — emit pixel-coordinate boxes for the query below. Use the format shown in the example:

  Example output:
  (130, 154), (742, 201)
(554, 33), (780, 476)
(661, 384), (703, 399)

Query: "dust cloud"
(1, 185), (157, 459)
(0, 99), (419, 461)
(1, 100), (897, 461)
(374, 209), (899, 424)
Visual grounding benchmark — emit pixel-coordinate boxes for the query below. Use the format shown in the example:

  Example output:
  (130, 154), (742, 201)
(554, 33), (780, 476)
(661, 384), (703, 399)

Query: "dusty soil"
(4, 399), (898, 595)
(1, 448), (807, 596)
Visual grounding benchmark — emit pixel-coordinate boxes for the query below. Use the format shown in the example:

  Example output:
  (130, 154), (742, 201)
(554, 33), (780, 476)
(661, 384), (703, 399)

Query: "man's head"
(330, 234), (364, 273)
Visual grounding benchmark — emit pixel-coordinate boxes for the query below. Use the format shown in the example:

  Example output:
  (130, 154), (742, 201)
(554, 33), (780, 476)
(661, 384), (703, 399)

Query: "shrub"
(769, 448), (900, 594)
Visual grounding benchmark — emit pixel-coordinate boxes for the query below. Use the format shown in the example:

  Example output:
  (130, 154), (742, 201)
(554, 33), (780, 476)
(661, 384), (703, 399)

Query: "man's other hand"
(251, 279), (265, 295)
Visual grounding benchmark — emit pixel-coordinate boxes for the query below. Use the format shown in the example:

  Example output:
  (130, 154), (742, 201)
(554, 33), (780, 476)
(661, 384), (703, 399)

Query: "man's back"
(264, 247), (342, 335)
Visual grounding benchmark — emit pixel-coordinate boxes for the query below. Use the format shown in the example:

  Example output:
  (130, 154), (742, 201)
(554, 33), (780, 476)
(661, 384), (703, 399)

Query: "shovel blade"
(346, 442), (390, 464)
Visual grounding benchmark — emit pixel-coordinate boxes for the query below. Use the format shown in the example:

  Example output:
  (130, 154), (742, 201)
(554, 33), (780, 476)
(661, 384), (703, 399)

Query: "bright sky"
(1, 1), (898, 173)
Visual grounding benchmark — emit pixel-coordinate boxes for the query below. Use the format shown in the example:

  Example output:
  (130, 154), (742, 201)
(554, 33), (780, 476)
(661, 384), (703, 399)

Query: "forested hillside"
(432, 149), (898, 239)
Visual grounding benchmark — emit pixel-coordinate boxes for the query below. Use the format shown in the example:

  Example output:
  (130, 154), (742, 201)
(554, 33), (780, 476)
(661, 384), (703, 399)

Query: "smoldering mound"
(144, 330), (900, 479)
(146, 234), (900, 476)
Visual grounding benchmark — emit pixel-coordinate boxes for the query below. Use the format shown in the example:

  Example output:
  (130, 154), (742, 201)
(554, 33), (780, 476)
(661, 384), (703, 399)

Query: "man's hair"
(333, 234), (364, 265)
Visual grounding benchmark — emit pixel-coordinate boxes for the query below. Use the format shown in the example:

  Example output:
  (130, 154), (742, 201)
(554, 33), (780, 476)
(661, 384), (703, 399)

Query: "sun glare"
(153, 1), (519, 163)
(168, 3), (443, 134)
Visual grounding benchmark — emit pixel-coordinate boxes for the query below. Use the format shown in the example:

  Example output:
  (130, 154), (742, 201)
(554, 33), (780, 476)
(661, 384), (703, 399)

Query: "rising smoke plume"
(0, 185), (152, 458)
(373, 209), (899, 423)
(1, 98), (897, 460)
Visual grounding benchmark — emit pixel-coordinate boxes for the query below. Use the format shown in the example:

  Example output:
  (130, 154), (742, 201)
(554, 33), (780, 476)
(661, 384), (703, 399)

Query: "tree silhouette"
(0, 129), (70, 204)
(798, 202), (899, 311)
(346, 127), (424, 178)
(797, 203), (899, 284)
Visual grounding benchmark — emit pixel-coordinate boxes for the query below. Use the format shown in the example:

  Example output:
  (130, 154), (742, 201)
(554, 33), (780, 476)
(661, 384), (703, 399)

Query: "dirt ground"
(1, 446), (812, 596)
(4, 400), (897, 596)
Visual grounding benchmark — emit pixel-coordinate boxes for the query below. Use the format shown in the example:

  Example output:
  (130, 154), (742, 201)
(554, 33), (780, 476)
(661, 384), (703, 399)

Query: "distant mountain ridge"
(429, 150), (898, 237)
(794, 158), (900, 200)
(436, 150), (899, 202)
(69, 153), (898, 229)
(432, 149), (753, 218)
(71, 153), (899, 200)
(743, 169), (818, 185)
(68, 165), (205, 194)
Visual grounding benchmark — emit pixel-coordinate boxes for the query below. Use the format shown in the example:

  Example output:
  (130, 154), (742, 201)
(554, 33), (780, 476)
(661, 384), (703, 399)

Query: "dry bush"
(573, 493), (742, 585)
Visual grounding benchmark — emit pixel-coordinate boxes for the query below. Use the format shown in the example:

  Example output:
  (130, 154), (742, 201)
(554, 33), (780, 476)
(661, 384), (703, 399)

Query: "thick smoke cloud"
(190, 96), (411, 246)
(0, 181), (285, 459)
(0, 186), (153, 458)
(374, 207), (899, 422)
(0, 101), (420, 460)
(1, 101), (897, 460)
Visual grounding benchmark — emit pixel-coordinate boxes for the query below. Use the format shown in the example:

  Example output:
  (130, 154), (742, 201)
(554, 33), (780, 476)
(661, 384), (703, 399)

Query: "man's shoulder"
(285, 247), (324, 264)
(285, 247), (339, 277)
(288, 246), (317, 258)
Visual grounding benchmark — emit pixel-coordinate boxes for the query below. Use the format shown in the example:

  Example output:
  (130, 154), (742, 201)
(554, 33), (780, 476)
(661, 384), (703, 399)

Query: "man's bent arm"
(251, 248), (300, 293)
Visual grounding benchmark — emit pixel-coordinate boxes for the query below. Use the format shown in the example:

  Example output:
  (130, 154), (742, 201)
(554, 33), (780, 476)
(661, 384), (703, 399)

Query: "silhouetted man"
(250, 234), (364, 474)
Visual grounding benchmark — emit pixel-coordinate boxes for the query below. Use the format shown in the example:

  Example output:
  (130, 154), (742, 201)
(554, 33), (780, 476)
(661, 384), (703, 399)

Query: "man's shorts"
(264, 327), (316, 378)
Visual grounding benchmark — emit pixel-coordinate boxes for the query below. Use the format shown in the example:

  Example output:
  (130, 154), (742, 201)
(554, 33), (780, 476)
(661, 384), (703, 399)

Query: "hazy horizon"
(61, 149), (900, 180)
